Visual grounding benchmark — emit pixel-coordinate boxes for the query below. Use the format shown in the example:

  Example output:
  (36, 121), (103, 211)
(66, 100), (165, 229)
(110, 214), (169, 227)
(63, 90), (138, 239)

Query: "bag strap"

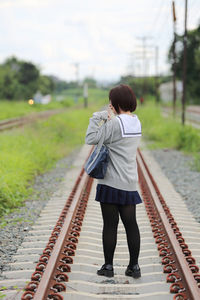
(96, 117), (114, 152)
(95, 121), (106, 152)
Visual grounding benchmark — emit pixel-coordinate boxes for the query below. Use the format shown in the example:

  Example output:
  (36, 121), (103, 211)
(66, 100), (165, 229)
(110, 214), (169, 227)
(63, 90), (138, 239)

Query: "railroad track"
(0, 110), (63, 131)
(162, 106), (200, 129)
(0, 145), (200, 299)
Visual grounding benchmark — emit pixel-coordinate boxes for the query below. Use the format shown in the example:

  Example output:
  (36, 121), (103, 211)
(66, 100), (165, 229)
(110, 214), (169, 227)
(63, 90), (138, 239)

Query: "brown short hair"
(109, 84), (137, 114)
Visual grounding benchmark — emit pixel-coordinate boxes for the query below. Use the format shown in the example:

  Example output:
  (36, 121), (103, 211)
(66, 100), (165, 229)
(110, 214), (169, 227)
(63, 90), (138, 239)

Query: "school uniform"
(85, 111), (142, 205)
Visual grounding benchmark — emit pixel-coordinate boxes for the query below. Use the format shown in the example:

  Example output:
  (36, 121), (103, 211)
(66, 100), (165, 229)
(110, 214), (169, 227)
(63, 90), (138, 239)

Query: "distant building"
(34, 91), (51, 104)
(159, 81), (182, 102)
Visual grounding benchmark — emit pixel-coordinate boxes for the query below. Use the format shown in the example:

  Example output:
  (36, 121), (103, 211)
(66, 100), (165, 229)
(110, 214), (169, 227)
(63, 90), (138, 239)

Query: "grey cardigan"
(85, 111), (141, 191)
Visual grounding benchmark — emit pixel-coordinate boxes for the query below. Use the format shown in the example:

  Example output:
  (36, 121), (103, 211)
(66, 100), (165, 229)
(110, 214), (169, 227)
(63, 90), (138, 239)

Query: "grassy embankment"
(0, 98), (71, 121)
(137, 100), (200, 171)
(0, 89), (108, 219)
(0, 88), (106, 120)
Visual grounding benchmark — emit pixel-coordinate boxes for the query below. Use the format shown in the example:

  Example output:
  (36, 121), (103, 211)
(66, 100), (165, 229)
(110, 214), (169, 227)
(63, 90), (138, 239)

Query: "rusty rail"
(34, 174), (93, 299)
(0, 109), (62, 131)
(162, 106), (200, 127)
(137, 148), (200, 300)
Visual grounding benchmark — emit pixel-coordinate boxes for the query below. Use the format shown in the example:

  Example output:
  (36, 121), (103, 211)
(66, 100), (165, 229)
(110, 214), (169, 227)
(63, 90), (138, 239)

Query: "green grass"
(0, 293), (6, 299)
(0, 88), (108, 121)
(0, 98), (73, 121)
(137, 101), (200, 170)
(0, 95), (107, 218)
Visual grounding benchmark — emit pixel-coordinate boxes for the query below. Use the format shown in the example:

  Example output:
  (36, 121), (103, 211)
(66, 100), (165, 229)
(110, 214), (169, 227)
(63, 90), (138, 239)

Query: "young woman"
(85, 84), (142, 278)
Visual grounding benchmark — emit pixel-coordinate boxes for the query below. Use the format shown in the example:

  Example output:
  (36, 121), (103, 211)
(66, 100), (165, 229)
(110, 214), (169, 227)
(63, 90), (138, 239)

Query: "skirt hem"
(95, 184), (142, 205)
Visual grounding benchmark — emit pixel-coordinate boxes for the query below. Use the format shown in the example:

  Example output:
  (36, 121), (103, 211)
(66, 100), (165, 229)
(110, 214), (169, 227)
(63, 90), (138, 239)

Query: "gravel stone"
(0, 147), (80, 277)
(151, 149), (200, 223)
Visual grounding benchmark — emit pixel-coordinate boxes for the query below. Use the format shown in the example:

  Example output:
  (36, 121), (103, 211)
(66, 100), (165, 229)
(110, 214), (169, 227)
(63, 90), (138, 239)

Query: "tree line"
(168, 23), (200, 102)
(0, 56), (87, 101)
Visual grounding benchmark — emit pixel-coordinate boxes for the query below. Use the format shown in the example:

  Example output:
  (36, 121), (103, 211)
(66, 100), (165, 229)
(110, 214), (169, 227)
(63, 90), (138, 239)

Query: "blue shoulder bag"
(84, 124), (109, 179)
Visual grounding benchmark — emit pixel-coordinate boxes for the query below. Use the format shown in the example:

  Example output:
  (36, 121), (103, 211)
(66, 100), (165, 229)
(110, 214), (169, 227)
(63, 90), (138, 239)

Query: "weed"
(137, 101), (200, 171)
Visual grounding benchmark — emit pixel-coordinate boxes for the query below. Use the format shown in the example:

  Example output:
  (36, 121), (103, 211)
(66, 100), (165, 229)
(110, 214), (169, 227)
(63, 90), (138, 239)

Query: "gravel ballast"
(0, 147), (80, 277)
(151, 149), (200, 223)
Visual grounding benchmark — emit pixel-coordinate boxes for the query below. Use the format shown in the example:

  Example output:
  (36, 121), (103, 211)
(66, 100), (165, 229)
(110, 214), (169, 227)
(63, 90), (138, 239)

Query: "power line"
(155, 8), (172, 42)
(190, 0), (199, 7)
(153, 1), (169, 38)
(145, 0), (200, 78)
(148, 0), (165, 35)
(136, 36), (153, 77)
(189, 9), (200, 25)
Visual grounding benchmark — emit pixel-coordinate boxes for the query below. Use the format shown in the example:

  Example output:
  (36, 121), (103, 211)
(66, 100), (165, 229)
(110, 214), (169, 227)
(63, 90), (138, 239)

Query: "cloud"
(1, 0), (199, 80)
(0, 0), (50, 8)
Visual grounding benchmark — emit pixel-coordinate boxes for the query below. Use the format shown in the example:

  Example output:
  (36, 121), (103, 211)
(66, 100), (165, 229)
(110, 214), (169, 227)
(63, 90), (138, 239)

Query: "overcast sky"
(0, 0), (199, 82)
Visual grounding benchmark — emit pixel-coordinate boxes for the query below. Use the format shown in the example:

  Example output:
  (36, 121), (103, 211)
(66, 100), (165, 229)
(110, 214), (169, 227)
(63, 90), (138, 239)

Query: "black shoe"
(97, 264), (114, 277)
(125, 264), (141, 278)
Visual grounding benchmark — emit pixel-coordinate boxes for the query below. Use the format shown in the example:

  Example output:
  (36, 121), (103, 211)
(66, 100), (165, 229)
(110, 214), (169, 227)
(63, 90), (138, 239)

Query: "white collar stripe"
(117, 115), (142, 138)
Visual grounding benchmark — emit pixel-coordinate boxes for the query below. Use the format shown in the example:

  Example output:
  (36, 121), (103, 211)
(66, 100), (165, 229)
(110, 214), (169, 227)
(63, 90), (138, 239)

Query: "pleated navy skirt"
(95, 184), (142, 205)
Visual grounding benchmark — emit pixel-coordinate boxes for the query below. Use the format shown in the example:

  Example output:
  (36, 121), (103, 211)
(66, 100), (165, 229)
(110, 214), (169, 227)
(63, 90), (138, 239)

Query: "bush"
(176, 126), (200, 152)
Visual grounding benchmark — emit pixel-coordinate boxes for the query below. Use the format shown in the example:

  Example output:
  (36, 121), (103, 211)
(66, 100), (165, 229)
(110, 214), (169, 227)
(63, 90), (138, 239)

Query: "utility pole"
(172, 1), (177, 116)
(73, 62), (79, 86)
(132, 44), (158, 102)
(181, 0), (188, 125)
(83, 82), (88, 108)
(73, 63), (79, 103)
(155, 46), (159, 102)
(137, 36), (152, 98)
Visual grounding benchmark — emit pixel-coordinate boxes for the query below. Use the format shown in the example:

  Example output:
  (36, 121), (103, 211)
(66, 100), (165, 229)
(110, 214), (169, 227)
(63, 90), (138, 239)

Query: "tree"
(0, 56), (40, 100)
(83, 77), (97, 88)
(0, 65), (17, 99)
(119, 75), (156, 98)
(0, 56), (57, 100)
(0, 56), (91, 100)
(38, 75), (55, 95)
(168, 24), (200, 102)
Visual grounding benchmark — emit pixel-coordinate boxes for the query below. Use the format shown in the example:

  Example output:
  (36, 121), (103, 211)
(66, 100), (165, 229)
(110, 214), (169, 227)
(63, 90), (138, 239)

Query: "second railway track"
(0, 145), (200, 299)
(0, 109), (63, 131)
(162, 106), (200, 129)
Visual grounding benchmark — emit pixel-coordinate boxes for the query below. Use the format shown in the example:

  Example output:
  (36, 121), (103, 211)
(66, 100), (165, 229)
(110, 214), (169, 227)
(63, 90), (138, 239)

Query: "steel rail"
(21, 148), (94, 300)
(163, 106), (200, 115)
(33, 171), (89, 300)
(137, 149), (200, 300)
(162, 106), (200, 127)
(0, 109), (62, 131)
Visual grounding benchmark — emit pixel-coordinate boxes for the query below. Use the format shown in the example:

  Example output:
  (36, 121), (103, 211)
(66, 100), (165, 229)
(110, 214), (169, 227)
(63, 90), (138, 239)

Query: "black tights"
(100, 203), (140, 266)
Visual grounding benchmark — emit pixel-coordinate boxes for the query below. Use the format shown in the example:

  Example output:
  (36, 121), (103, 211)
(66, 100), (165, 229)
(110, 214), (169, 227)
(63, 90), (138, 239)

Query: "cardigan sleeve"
(85, 111), (114, 145)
